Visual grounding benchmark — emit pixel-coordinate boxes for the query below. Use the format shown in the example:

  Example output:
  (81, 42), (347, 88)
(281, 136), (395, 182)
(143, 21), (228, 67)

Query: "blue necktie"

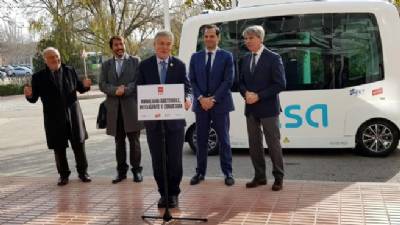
(205, 52), (212, 95)
(160, 60), (167, 84)
(116, 59), (123, 77)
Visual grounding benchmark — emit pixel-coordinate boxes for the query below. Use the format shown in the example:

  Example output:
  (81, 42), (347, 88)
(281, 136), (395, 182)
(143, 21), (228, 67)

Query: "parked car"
(9, 66), (32, 77)
(20, 64), (32, 70)
(2, 65), (14, 76)
(0, 71), (6, 79)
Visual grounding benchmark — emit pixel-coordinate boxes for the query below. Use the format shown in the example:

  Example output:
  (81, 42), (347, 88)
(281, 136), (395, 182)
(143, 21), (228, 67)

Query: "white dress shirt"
(205, 47), (219, 70)
(250, 45), (265, 71)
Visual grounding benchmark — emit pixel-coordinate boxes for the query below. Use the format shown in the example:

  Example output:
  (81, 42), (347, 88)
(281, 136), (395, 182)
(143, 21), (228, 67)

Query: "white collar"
(156, 56), (170, 65)
(205, 47), (219, 55)
(252, 45), (265, 56)
(114, 53), (129, 61)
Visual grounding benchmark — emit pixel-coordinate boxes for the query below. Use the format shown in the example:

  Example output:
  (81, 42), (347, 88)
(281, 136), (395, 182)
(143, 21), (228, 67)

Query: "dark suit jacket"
(26, 64), (89, 149)
(239, 48), (286, 118)
(189, 49), (235, 113)
(136, 55), (192, 131)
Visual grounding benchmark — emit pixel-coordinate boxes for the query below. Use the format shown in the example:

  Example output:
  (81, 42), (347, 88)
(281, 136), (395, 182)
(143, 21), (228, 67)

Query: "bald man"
(25, 47), (92, 186)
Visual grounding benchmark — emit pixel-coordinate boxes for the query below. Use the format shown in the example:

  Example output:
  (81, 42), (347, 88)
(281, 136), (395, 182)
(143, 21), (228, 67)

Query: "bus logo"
(283, 104), (328, 128)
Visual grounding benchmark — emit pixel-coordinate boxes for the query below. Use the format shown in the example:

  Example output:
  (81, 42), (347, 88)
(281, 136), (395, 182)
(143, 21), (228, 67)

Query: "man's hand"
(245, 91), (259, 105)
(115, 85), (125, 96)
(199, 97), (215, 111)
(185, 98), (192, 111)
(83, 79), (92, 89)
(24, 85), (32, 98)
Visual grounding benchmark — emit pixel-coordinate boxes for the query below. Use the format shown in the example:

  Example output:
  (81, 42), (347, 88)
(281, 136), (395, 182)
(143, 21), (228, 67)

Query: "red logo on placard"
(155, 113), (161, 118)
(372, 87), (383, 96)
(158, 86), (164, 95)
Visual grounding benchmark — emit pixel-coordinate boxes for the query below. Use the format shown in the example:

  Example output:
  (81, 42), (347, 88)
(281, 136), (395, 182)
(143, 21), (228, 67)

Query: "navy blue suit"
(239, 47), (286, 181)
(137, 55), (191, 196)
(239, 48), (286, 118)
(189, 49), (234, 177)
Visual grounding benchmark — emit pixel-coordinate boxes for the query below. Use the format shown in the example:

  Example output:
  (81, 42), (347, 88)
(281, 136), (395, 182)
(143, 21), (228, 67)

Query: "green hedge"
(0, 84), (24, 96)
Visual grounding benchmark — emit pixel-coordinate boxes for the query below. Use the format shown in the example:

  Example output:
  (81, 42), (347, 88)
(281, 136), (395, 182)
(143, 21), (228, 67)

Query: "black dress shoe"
(157, 196), (167, 208)
(79, 173), (92, 183)
(246, 178), (267, 188)
(112, 175), (127, 184)
(133, 171), (143, 183)
(190, 173), (204, 185)
(57, 177), (69, 186)
(272, 179), (283, 191)
(224, 175), (235, 186)
(168, 195), (179, 208)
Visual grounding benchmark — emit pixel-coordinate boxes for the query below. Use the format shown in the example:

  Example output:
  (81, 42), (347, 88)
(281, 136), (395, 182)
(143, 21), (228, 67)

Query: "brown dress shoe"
(272, 179), (283, 191)
(246, 178), (267, 188)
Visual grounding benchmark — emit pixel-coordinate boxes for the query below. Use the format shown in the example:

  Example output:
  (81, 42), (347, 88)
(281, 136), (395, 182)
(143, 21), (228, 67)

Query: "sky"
(1, 1), (32, 40)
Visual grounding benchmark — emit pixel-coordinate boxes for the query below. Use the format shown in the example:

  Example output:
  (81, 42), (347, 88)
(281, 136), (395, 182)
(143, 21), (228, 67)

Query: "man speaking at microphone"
(136, 30), (192, 208)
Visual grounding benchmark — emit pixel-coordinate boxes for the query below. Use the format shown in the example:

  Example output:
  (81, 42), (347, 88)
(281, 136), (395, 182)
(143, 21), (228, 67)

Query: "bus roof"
(237, 0), (393, 7)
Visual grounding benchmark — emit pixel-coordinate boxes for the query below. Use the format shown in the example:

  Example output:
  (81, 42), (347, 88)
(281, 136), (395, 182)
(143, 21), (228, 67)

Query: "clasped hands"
(245, 91), (259, 105)
(115, 85), (126, 96)
(199, 96), (215, 111)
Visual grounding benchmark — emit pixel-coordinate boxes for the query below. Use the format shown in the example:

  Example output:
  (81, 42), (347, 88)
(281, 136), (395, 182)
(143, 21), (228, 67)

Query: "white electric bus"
(179, 0), (400, 156)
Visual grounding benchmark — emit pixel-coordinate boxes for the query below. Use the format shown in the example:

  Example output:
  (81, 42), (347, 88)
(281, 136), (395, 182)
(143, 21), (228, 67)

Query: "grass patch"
(0, 84), (24, 96)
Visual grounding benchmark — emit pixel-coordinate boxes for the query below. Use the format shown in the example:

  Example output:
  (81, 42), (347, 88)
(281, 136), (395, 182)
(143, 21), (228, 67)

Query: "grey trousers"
(246, 115), (284, 180)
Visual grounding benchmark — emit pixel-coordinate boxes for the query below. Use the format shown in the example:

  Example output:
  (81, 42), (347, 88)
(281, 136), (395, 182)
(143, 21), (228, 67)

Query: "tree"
(184, 0), (232, 11)
(25, 0), (84, 72)
(25, 0), (164, 59)
(0, 19), (35, 66)
(76, 0), (163, 56)
(0, 0), (20, 23)
(169, 1), (203, 55)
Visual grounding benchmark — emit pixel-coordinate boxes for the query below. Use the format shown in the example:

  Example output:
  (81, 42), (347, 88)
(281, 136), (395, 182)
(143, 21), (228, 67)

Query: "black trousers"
(54, 141), (88, 178)
(146, 123), (184, 196)
(115, 106), (142, 175)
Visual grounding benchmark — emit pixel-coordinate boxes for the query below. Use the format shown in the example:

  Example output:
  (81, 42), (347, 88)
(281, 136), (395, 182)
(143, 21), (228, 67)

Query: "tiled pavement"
(1, 177), (400, 225)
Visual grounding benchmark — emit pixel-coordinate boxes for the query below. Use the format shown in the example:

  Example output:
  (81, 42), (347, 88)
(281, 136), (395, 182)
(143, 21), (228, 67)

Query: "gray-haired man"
(136, 30), (192, 208)
(239, 25), (286, 191)
(24, 47), (92, 186)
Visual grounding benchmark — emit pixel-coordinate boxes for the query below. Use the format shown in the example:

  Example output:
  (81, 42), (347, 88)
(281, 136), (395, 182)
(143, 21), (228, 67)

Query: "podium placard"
(137, 84), (185, 121)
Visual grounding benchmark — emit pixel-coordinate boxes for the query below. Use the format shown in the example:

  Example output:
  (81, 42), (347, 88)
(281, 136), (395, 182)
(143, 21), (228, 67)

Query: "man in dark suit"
(136, 31), (192, 208)
(239, 25), (286, 191)
(24, 47), (92, 186)
(99, 36), (143, 184)
(189, 24), (235, 186)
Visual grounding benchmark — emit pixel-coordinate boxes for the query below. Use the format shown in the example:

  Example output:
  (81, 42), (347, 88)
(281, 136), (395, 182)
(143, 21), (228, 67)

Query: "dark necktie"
(160, 60), (167, 84)
(250, 53), (257, 74)
(53, 70), (62, 92)
(205, 52), (212, 95)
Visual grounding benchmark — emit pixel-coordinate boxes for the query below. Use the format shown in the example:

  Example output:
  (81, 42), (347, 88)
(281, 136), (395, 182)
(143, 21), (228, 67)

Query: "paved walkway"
(1, 176), (400, 225)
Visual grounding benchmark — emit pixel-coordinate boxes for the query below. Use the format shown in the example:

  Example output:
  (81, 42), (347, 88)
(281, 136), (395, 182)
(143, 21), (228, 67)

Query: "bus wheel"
(356, 120), (399, 156)
(187, 125), (219, 156)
